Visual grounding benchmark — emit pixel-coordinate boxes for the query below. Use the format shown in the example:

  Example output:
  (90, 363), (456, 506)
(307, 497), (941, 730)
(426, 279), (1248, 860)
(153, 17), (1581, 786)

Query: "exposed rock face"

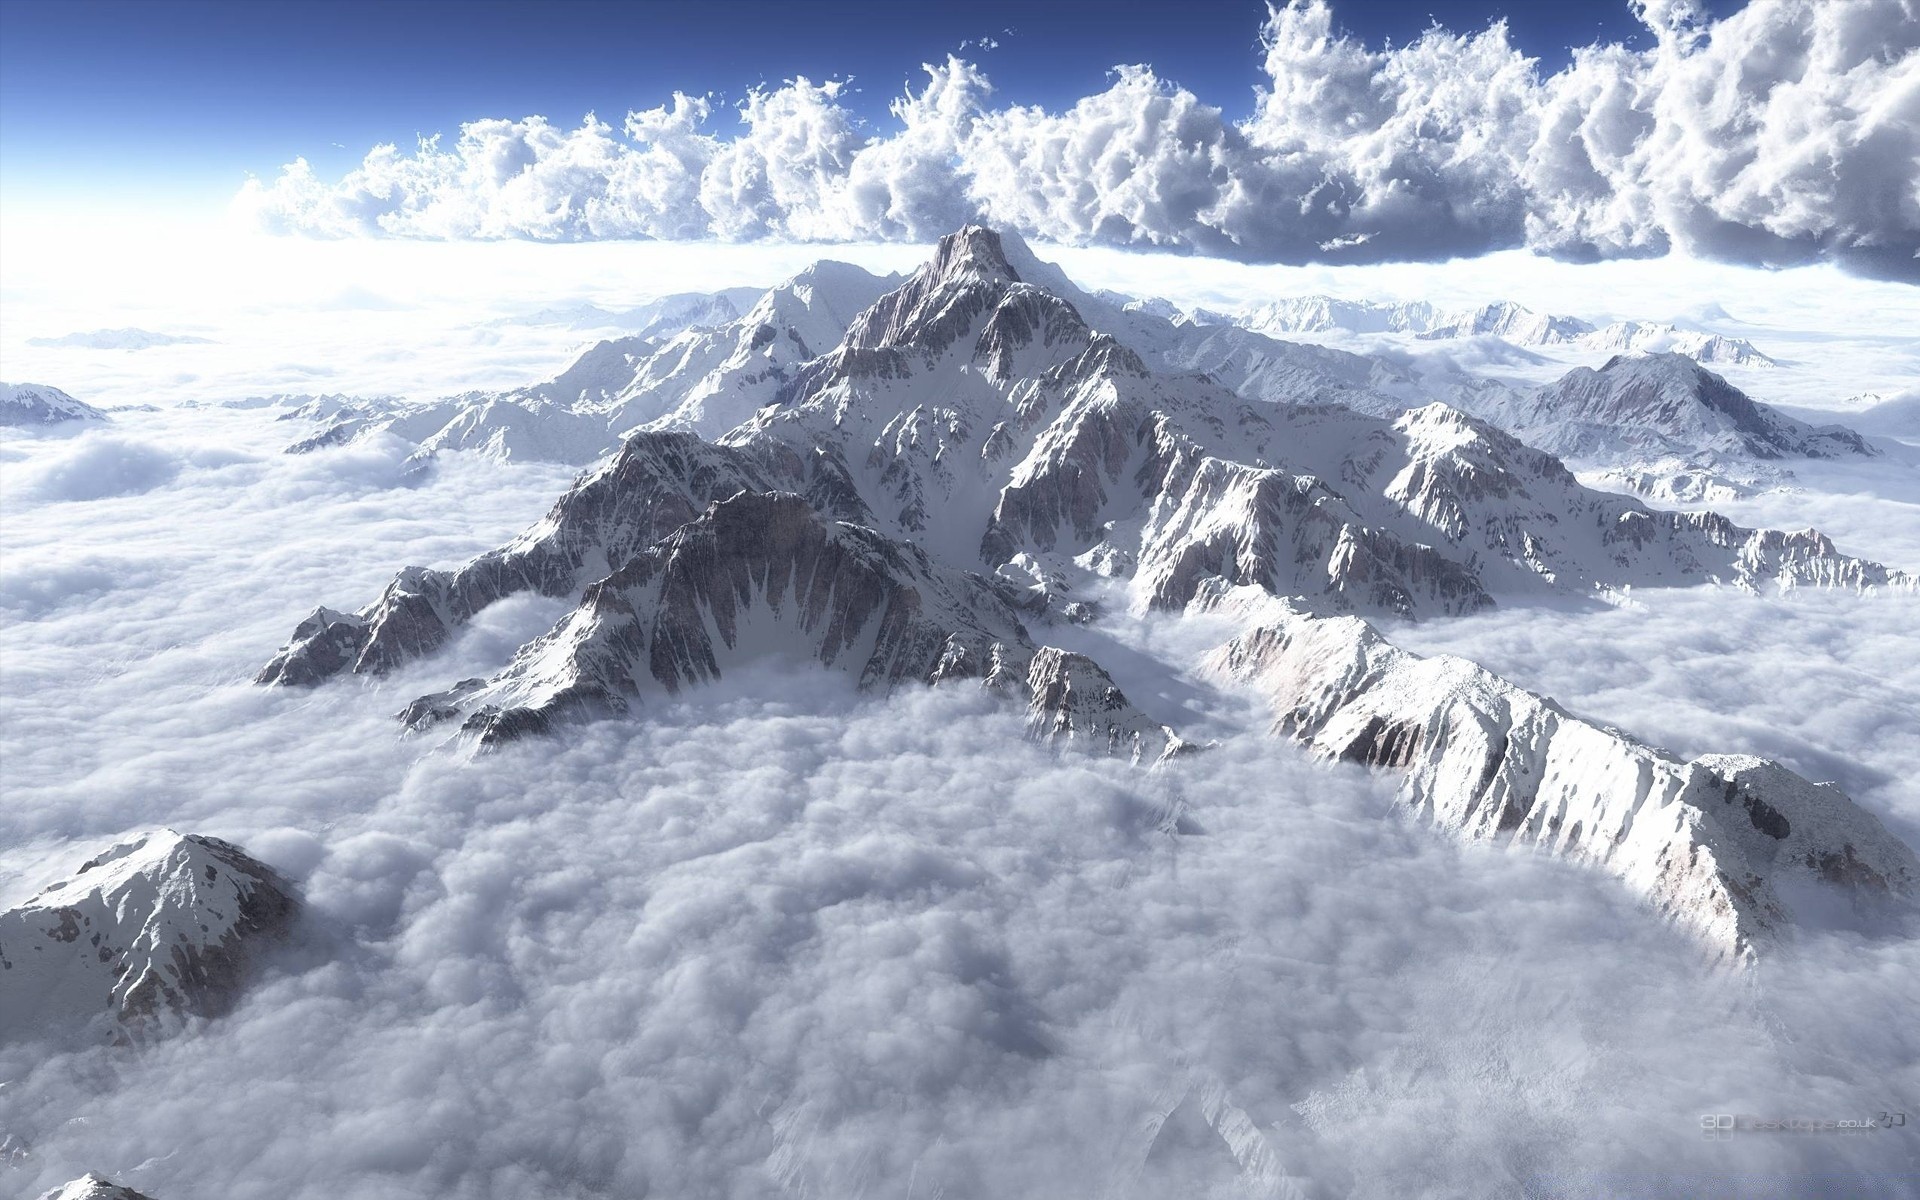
(1, 382), (107, 426)
(1204, 606), (1919, 962)
(38, 1174), (158, 1200)
(392, 490), (1181, 760)
(0, 831), (299, 1045)
(1023, 648), (1187, 764)
(258, 432), (846, 686)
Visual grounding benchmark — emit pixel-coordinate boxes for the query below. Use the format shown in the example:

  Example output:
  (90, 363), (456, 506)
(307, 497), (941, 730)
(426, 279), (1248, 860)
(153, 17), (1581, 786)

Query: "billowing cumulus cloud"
(237, 0), (1920, 278)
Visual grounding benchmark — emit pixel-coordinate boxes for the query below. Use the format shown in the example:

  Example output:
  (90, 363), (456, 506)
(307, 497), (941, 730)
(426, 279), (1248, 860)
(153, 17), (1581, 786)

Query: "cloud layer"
(4, 381), (1920, 1197)
(238, 0), (1920, 278)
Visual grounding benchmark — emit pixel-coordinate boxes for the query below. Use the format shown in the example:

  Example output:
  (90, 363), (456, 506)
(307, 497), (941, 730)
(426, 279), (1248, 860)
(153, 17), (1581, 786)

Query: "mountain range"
(1221, 296), (1775, 366)
(270, 249), (1859, 506)
(255, 226), (1915, 964)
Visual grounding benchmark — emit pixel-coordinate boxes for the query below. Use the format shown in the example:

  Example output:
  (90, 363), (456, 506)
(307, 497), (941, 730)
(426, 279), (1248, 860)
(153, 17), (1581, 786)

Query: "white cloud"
(235, 0), (1920, 279)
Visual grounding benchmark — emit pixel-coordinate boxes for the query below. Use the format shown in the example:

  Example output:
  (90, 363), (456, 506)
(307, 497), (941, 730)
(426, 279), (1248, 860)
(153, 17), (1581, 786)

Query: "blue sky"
(1, 0), (1684, 211)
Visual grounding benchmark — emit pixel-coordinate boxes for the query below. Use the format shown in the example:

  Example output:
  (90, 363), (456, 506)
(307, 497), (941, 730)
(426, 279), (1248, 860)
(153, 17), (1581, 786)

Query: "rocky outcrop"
(0, 832), (299, 1044)
(1205, 609), (1918, 961)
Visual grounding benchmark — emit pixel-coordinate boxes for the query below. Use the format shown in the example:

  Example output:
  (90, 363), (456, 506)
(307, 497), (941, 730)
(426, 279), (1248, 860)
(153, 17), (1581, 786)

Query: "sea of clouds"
(4, 201), (1920, 1196)
(0, 407), (1912, 1190)
(234, 0), (1920, 280)
(3, 336), (1920, 1195)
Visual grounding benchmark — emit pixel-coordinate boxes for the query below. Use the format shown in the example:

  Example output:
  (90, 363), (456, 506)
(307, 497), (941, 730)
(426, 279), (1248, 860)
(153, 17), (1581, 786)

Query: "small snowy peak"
(1237, 296), (1440, 336)
(0, 830), (300, 1045)
(37, 1175), (157, 1200)
(1418, 300), (1594, 344)
(25, 328), (212, 351)
(1205, 610), (1919, 962)
(1024, 647), (1188, 765)
(1579, 321), (1775, 366)
(1847, 389), (1920, 438)
(501, 288), (763, 338)
(1, 382), (108, 426)
(1519, 353), (1873, 466)
(270, 393), (409, 424)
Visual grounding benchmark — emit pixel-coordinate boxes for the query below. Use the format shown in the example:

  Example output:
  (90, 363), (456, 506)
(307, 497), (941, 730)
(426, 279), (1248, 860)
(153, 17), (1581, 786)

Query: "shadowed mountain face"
(256, 225), (1915, 959)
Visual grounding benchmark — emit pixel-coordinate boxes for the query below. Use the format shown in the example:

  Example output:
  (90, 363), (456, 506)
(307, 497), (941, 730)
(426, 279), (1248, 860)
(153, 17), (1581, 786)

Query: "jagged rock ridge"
(1203, 596), (1918, 962)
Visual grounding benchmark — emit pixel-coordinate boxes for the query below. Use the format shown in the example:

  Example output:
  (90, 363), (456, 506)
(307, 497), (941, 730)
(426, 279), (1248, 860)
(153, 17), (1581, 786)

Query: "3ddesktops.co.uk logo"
(1701, 1112), (1907, 1136)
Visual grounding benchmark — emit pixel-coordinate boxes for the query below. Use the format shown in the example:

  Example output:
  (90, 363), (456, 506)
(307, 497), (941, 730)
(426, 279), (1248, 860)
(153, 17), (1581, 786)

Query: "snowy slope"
(291, 263), (899, 465)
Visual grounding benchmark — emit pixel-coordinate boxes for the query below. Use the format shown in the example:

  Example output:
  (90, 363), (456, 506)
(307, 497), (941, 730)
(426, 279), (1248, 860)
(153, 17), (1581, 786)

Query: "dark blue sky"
(0, 0), (1708, 209)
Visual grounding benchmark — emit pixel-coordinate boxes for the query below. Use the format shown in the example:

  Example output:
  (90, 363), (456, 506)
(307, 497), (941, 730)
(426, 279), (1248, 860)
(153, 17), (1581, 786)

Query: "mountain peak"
(38, 1175), (157, 1200)
(925, 225), (1021, 286)
(1, 830), (300, 1044)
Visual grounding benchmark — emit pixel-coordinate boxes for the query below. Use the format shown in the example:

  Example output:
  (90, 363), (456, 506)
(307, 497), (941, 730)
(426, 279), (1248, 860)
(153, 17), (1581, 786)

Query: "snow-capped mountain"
(0, 831), (299, 1045)
(288, 263), (902, 466)
(1203, 591), (1918, 962)
(500, 287), (764, 338)
(1579, 321), (1774, 366)
(36, 1175), (157, 1200)
(1236, 296), (1441, 337)
(1417, 300), (1595, 344)
(1, 382), (108, 426)
(257, 226), (1912, 953)
(36, 1176), (157, 1200)
(1464, 353), (1874, 492)
(24, 328), (213, 351)
(1210, 296), (1776, 370)
(1846, 389), (1920, 439)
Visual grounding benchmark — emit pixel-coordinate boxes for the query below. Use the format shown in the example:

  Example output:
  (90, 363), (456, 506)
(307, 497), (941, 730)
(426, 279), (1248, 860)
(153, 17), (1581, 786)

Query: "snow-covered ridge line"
(1202, 597), (1918, 962)
(1204, 295), (1775, 366)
